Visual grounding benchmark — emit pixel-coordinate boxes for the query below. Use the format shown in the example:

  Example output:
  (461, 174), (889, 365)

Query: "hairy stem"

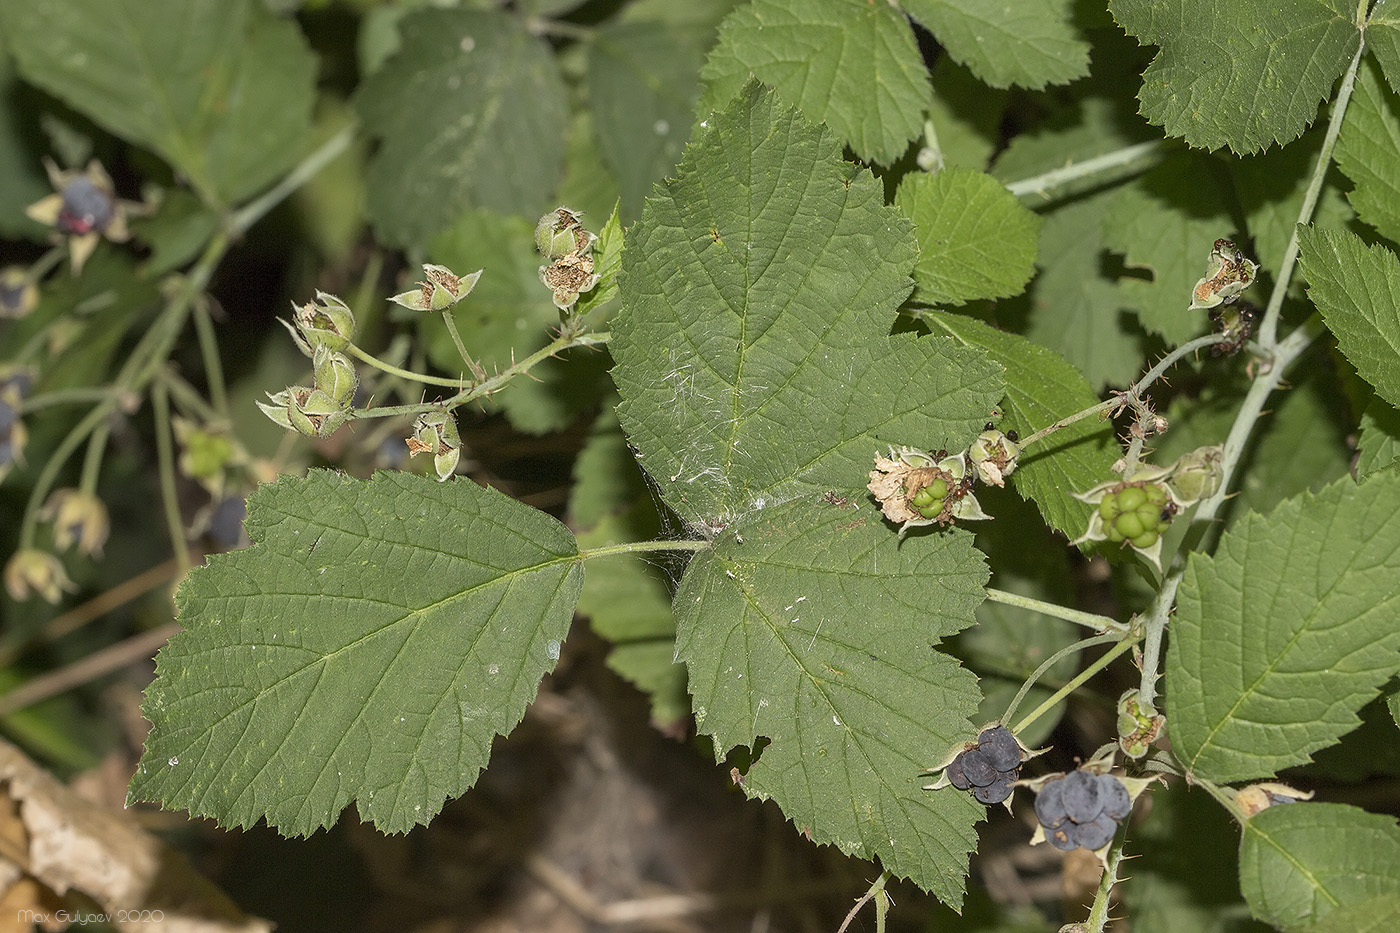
(1255, 40), (1363, 349)
(579, 539), (708, 561)
(1019, 333), (1228, 451)
(983, 587), (1126, 633)
(1005, 140), (1167, 202)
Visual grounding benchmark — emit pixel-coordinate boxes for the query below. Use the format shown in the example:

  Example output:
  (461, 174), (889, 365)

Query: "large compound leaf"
(1357, 396), (1400, 478)
(921, 313), (1117, 542)
(698, 0), (931, 164)
(1235, 128), (1354, 279)
(130, 471), (583, 836)
(1300, 226), (1400, 411)
(900, 0), (1090, 90)
(613, 82), (1004, 530)
(676, 497), (987, 905)
(1335, 55), (1400, 243)
(355, 8), (567, 246)
(894, 169), (1042, 308)
(1239, 803), (1400, 930)
(1104, 152), (1241, 345)
(1169, 473), (1400, 782)
(0, 0), (315, 206)
(1109, 0), (1360, 154)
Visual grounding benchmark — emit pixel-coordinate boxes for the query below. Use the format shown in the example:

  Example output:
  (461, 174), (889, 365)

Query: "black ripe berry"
(947, 726), (1022, 806)
(1035, 771), (1132, 852)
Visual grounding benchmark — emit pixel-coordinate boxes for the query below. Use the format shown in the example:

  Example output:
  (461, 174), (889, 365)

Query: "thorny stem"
(1255, 39), (1364, 350)
(1013, 635), (1139, 736)
(1001, 632), (1119, 729)
(1018, 333), (1229, 451)
(1135, 318), (1321, 712)
(1084, 830), (1130, 933)
(983, 587), (1126, 633)
(439, 308), (483, 377)
(351, 331), (611, 420)
(835, 872), (890, 933)
(1004, 139), (1168, 202)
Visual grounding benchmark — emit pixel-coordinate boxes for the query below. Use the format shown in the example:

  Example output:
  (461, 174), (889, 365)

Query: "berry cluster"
(1098, 483), (1173, 549)
(908, 474), (951, 519)
(946, 726), (1021, 804)
(1035, 771), (1132, 851)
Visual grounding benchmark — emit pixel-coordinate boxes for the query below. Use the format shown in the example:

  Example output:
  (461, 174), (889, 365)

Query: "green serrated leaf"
(588, 20), (712, 219)
(0, 0), (316, 206)
(1370, 0), (1400, 95)
(676, 497), (987, 905)
(130, 470), (583, 836)
(613, 82), (1003, 528)
(921, 312), (1116, 542)
(1104, 153), (1241, 345)
(894, 169), (1042, 307)
(355, 8), (567, 247)
(1335, 55), (1400, 243)
(1358, 395), (1400, 478)
(1239, 803), (1400, 931)
(1170, 472), (1400, 782)
(1305, 895), (1400, 933)
(900, 0), (1089, 90)
(132, 189), (221, 276)
(1109, 0), (1360, 154)
(1299, 226), (1400, 411)
(574, 202), (623, 321)
(698, 0), (931, 164)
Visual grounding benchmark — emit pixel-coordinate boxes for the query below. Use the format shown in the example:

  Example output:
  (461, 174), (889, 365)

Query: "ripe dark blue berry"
(1034, 778), (1068, 830)
(1100, 775), (1132, 820)
(972, 772), (1015, 804)
(946, 756), (970, 790)
(977, 727), (1020, 771)
(1060, 769), (1103, 823)
(57, 177), (115, 235)
(1073, 812), (1119, 850)
(959, 749), (997, 787)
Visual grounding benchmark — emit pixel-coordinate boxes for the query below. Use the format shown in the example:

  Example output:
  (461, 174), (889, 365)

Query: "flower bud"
(1234, 782), (1313, 818)
(405, 410), (461, 481)
(172, 417), (238, 497)
(388, 264), (483, 312)
(1190, 237), (1257, 311)
(288, 292), (356, 354)
(1116, 689), (1164, 759)
(312, 347), (359, 408)
(0, 267), (38, 319)
(256, 385), (349, 438)
(1165, 445), (1224, 506)
(40, 488), (110, 558)
(534, 207), (595, 261)
(969, 428), (1021, 487)
(4, 548), (76, 604)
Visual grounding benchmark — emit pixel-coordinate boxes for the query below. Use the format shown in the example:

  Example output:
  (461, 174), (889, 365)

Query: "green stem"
(1197, 776), (1249, 824)
(439, 308), (481, 375)
(1136, 317), (1323, 712)
(78, 422), (108, 496)
(983, 587), (1126, 633)
(1013, 635), (1139, 735)
(1001, 632), (1119, 728)
(1255, 40), (1363, 350)
(579, 539), (708, 561)
(352, 331), (611, 420)
(159, 367), (226, 424)
(345, 342), (474, 388)
(1005, 139), (1168, 202)
(151, 378), (191, 575)
(1019, 333), (1228, 450)
(29, 244), (65, 281)
(191, 298), (229, 418)
(18, 388), (120, 413)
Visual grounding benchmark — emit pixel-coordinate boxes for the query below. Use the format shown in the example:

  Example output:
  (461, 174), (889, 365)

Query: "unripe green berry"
(1115, 511), (1144, 539)
(1117, 485), (1147, 511)
(1099, 495), (1118, 520)
(1144, 483), (1168, 507)
(1130, 531), (1159, 548)
(918, 500), (945, 520)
